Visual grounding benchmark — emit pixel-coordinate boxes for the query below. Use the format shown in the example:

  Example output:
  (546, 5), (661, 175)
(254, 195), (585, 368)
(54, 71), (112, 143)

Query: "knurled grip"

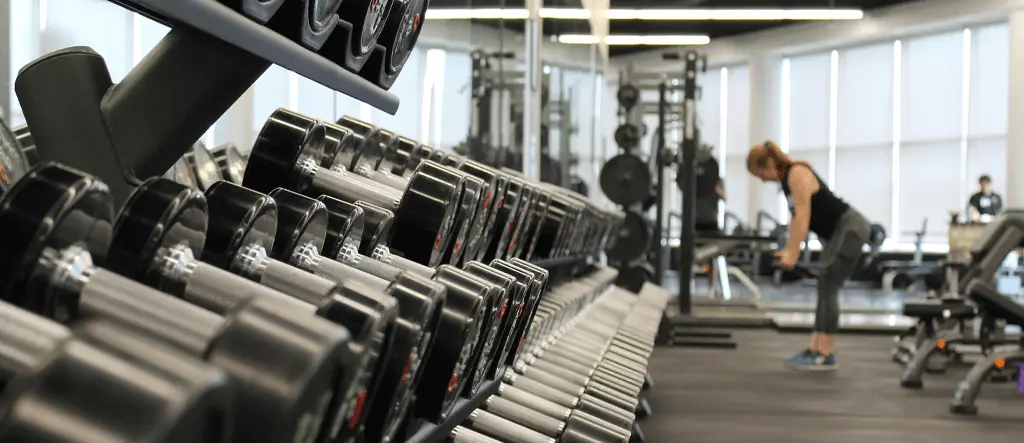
(450, 426), (503, 443)
(314, 258), (391, 293)
(260, 259), (338, 306)
(484, 395), (565, 437)
(184, 263), (318, 315)
(498, 384), (572, 420)
(0, 302), (70, 375)
(79, 268), (223, 357)
(467, 410), (556, 443)
(350, 256), (404, 281)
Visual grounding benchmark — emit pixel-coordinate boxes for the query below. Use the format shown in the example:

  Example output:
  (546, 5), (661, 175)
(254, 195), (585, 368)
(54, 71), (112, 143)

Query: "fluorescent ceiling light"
(424, 8), (585, 20)
(424, 8), (529, 20)
(558, 34), (711, 46)
(425, 8), (863, 21)
(605, 9), (864, 20)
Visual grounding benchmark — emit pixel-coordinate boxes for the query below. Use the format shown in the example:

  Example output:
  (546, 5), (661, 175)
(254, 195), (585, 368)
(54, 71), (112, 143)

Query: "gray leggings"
(815, 209), (872, 334)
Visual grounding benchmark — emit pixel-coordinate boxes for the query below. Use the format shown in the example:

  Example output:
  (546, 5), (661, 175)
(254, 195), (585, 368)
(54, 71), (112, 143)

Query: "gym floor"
(642, 329), (1024, 443)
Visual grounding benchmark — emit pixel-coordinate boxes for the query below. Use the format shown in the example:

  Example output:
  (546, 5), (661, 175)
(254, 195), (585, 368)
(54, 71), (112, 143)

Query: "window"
(724, 65), (750, 223)
(967, 23), (1009, 201)
(43, 0), (133, 81)
(786, 53), (831, 153)
(373, 49), (425, 140)
(251, 64), (293, 134)
(835, 42), (895, 231)
(899, 30), (967, 241)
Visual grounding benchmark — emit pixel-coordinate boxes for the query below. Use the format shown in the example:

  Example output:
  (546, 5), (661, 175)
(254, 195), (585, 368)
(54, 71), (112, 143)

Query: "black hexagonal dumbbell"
(327, 117), (497, 267)
(197, 179), (398, 443)
(243, 108), (464, 268)
(110, 176), (415, 443)
(261, 186), (453, 443)
(0, 163), (351, 443)
(0, 301), (233, 443)
(276, 192), (516, 423)
(313, 197), (552, 400)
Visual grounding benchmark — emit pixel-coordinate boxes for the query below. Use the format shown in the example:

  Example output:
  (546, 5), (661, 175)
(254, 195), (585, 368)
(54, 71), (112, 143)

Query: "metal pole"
(678, 51), (699, 315)
(654, 82), (667, 285)
(522, 0), (544, 180)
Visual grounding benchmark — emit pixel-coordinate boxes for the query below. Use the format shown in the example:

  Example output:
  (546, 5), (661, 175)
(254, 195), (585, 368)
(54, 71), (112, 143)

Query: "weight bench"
(949, 281), (1024, 415)
(896, 299), (976, 380)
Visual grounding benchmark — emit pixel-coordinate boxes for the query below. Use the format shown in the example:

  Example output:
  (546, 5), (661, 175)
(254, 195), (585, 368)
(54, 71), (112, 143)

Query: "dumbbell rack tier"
(403, 255), (595, 443)
(16, 0), (398, 207)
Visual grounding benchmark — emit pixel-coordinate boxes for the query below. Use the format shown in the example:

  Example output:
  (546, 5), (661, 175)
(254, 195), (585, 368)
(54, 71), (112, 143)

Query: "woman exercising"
(747, 141), (871, 371)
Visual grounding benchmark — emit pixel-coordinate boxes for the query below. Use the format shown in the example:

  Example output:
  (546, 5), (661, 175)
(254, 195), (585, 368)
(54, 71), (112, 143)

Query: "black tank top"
(780, 165), (850, 240)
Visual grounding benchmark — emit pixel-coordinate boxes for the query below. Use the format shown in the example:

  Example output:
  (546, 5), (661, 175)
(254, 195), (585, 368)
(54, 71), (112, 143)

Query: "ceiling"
(425, 0), (920, 56)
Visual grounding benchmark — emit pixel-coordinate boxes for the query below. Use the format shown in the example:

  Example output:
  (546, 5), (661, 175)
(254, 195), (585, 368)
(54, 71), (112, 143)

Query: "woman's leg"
(788, 211), (871, 369)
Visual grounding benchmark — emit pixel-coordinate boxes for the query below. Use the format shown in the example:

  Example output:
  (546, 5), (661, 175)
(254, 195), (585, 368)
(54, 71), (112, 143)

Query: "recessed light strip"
(424, 8), (864, 21)
(558, 34), (711, 45)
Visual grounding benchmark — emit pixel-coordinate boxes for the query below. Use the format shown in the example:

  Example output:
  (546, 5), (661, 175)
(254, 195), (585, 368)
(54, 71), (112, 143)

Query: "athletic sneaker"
(784, 351), (838, 371)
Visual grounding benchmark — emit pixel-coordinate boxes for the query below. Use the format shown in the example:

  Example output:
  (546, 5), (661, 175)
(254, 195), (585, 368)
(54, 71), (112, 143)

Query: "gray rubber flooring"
(640, 330), (1024, 443)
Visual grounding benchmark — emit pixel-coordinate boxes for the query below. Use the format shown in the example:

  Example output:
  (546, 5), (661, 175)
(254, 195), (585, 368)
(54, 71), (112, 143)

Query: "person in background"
(968, 175), (1003, 222)
(746, 141), (871, 371)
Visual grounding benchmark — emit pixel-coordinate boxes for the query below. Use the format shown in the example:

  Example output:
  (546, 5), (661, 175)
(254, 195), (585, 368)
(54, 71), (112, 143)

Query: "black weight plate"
(353, 201), (394, 256)
(616, 83), (640, 110)
(378, 0), (425, 77)
(243, 109), (325, 195)
(186, 142), (223, 191)
(0, 163), (113, 318)
(607, 212), (651, 263)
(600, 154), (652, 206)
(202, 181), (279, 271)
(317, 196), (365, 258)
(614, 124), (641, 150)
(615, 262), (656, 294)
(108, 177), (207, 294)
(266, 188), (329, 260)
(0, 120), (33, 197)
(211, 143), (247, 184)
(334, 0), (396, 57)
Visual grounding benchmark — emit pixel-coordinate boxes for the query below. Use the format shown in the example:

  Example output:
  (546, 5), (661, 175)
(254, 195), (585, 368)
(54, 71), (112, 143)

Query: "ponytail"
(746, 140), (807, 178)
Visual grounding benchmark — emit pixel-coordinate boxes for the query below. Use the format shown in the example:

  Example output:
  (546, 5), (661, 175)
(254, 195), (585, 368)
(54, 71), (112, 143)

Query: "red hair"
(746, 141), (807, 178)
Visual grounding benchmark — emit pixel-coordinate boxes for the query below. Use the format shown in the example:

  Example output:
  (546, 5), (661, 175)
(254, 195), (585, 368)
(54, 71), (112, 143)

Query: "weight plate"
(615, 262), (656, 294)
(10, 124), (38, 167)
(607, 212), (651, 263)
(613, 124), (642, 150)
(312, 0), (344, 32)
(379, 0), (425, 76)
(616, 83), (640, 110)
(0, 119), (31, 197)
(211, 143), (247, 184)
(186, 142), (223, 191)
(108, 177), (207, 293)
(599, 154), (652, 206)
(0, 163), (113, 316)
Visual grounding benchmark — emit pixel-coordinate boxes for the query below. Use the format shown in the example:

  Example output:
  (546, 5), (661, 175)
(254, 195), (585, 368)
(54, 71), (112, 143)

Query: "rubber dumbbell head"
(243, 109), (462, 267)
(267, 187), (444, 443)
(0, 163), (351, 443)
(201, 180), (398, 443)
(0, 303), (234, 443)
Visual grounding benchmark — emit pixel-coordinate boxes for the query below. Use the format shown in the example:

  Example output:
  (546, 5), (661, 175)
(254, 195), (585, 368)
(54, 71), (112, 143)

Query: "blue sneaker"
(784, 351), (838, 371)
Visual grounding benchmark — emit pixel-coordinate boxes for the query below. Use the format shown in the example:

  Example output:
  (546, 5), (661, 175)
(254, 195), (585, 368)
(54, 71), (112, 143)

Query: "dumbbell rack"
(16, 0), (399, 207)
(402, 255), (595, 443)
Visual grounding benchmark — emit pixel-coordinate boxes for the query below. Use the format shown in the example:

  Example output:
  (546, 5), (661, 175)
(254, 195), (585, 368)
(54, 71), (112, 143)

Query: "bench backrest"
(966, 280), (1024, 327)
(960, 210), (1024, 289)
